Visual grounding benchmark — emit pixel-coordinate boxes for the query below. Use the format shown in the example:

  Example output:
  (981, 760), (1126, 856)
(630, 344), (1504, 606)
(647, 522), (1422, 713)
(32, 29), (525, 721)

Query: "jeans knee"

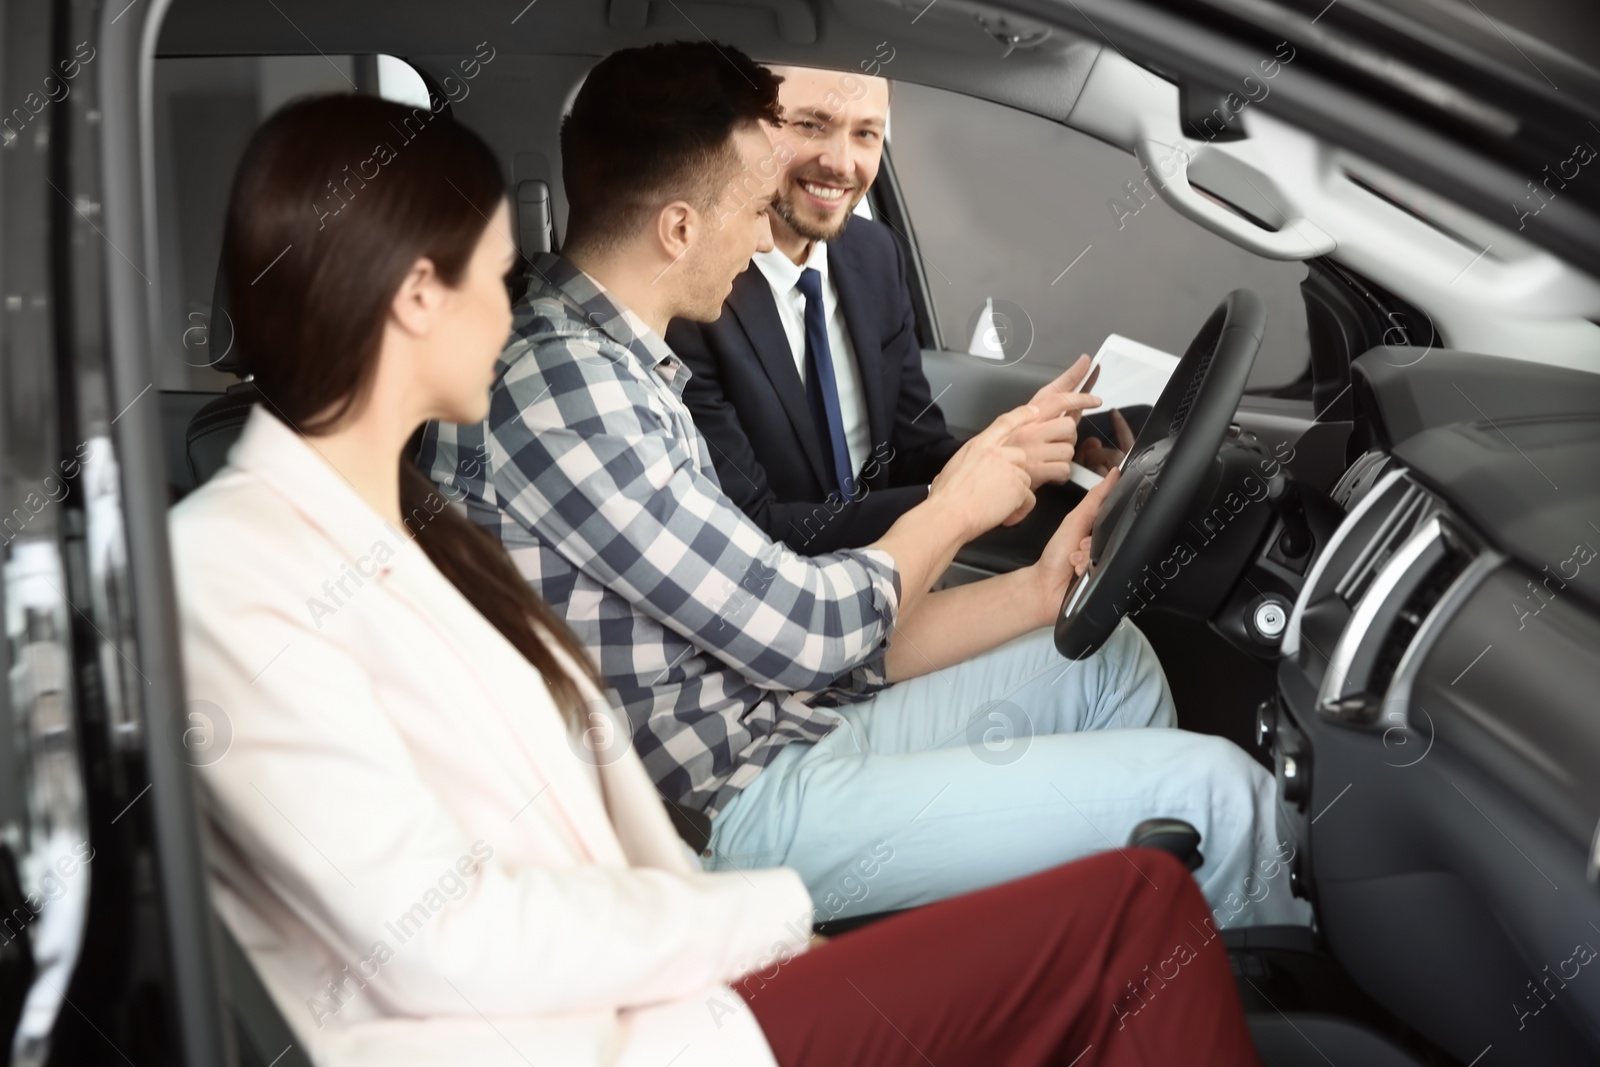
(1104, 621), (1174, 722)
(1188, 736), (1271, 813)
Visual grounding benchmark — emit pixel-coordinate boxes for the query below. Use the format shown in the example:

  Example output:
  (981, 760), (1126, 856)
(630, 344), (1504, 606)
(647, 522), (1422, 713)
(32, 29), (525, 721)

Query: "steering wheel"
(1055, 290), (1267, 659)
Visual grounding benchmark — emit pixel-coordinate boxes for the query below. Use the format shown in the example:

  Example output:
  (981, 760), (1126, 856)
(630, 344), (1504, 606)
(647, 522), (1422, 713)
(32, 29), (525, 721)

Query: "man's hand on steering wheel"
(1029, 469), (1121, 624)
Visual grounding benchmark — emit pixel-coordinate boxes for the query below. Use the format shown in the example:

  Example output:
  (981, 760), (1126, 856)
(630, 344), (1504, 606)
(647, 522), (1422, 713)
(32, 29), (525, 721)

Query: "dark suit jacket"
(668, 218), (962, 555)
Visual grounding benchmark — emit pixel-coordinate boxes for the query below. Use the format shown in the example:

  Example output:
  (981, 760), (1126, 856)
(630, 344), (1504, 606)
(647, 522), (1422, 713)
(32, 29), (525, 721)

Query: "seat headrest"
(209, 235), (241, 376)
(209, 169), (553, 377)
(517, 179), (554, 256)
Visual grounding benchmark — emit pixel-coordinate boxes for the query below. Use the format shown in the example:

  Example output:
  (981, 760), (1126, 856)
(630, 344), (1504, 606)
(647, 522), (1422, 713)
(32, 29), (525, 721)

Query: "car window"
(887, 81), (1311, 391)
(151, 55), (430, 393)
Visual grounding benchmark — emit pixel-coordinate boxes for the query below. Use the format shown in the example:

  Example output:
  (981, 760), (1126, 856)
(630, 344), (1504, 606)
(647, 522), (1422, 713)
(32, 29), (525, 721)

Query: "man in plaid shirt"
(424, 42), (1307, 928)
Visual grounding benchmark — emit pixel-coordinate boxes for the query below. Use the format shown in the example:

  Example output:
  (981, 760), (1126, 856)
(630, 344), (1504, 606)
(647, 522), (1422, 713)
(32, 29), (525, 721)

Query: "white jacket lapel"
(232, 407), (630, 868)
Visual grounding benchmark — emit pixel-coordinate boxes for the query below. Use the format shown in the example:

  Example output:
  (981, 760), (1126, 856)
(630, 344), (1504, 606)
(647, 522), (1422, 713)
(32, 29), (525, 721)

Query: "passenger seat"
(218, 901), (1427, 1067)
(181, 179), (558, 490)
(186, 381), (261, 488)
(183, 236), (259, 487)
(1249, 1015), (1427, 1065)
(220, 918), (313, 1067)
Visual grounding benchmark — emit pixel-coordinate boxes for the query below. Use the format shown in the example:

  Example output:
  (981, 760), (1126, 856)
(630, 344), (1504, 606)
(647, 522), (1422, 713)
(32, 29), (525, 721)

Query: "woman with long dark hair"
(171, 93), (1263, 1067)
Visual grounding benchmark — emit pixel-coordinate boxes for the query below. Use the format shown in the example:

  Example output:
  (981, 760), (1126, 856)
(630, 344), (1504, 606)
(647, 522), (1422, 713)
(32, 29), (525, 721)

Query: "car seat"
(182, 179), (558, 490)
(219, 909), (1427, 1067)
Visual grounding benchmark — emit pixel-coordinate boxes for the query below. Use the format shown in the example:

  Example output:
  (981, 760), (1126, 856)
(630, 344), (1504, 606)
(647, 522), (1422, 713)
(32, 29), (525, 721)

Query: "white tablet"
(1066, 334), (1181, 489)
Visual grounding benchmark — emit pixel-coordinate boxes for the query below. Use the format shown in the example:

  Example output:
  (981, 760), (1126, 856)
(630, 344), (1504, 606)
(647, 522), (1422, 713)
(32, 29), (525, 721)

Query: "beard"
(771, 178), (866, 244)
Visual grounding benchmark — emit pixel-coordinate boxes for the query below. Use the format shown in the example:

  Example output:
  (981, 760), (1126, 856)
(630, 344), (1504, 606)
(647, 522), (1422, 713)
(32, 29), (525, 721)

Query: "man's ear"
(656, 201), (697, 266)
(390, 256), (443, 337)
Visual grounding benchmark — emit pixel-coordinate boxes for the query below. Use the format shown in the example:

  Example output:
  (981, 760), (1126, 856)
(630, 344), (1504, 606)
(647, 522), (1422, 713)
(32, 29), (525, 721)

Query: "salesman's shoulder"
(830, 214), (903, 270)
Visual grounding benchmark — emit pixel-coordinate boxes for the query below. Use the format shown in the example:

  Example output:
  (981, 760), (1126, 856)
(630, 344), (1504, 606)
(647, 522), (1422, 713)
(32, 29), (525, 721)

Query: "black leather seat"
(180, 178), (560, 494)
(1250, 1014), (1426, 1065)
(220, 905), (1424, 1067)
(185, 381), (261, 488)
(178, 225), (256, 490)
(219, 918), (314, 1067)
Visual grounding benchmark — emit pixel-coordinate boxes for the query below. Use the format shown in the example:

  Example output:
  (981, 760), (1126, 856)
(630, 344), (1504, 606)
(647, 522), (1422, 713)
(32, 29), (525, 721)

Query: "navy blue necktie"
(796, 267), (856, 500)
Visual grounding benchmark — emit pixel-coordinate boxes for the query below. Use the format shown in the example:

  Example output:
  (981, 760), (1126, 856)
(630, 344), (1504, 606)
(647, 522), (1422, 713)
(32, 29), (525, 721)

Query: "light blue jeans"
(707, 620), (1311, 929)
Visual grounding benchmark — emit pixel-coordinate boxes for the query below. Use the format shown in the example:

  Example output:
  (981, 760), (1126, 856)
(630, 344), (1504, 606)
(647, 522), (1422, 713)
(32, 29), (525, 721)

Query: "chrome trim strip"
(1317, 516), (1447, 719)
(1283, 466), (1410, 658)
(1334, 484), (1427, 602)
(1590, 818), (1600, 889)
(1377, 547), (1502, 734)
(1330, 449), (1389, 504)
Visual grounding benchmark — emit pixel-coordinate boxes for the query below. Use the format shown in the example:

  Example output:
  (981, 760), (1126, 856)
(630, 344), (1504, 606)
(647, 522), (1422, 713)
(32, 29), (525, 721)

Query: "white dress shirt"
(171, 407), (812, 1067)
(752, 242), (873, 483)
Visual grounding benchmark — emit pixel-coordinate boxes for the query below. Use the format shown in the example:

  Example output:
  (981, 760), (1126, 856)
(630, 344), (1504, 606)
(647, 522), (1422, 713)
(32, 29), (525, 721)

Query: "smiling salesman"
(666, 67), (1118, 555)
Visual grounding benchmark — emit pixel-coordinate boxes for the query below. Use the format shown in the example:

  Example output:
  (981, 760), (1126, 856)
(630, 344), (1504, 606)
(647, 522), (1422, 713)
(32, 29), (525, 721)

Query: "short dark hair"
(561, 41), (782, 253)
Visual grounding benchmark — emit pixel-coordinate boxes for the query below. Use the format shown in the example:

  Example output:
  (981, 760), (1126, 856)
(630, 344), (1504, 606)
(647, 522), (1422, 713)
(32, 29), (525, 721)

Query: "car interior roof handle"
(1066, 48), (1335, 262)
(1135, 137), (1336, 260)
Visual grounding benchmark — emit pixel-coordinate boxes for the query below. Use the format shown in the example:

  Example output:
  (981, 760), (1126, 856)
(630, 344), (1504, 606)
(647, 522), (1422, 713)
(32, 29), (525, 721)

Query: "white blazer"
(171, 408), (812, 1067)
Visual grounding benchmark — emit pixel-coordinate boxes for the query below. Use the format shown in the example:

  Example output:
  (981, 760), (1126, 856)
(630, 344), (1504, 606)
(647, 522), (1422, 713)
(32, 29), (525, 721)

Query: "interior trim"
(1316, 514), (1448, 721)
(1282, 465), (1408, 658)
(1376, 546), (1502, 735)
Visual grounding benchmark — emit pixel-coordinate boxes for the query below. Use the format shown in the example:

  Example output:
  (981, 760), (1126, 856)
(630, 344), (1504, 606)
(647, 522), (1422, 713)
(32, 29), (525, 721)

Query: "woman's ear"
(390, 256), (444, 337)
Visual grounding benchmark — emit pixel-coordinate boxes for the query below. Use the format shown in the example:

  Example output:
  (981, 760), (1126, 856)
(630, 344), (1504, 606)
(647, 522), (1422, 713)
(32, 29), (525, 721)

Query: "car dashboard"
(1260, 349), (1600, 1065)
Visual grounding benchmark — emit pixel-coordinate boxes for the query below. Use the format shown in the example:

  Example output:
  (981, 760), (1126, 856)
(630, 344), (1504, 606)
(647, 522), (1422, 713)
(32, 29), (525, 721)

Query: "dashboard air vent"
(1334, 482), (1435, 605)
(1330, 449), (1393, 508)
(1366, 544), (1471, 703)
(1317, 514), (1473, 724)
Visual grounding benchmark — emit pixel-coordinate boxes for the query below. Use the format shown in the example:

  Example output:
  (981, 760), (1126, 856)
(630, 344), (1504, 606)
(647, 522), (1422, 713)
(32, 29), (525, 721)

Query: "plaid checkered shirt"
(421, 254), (902, 816)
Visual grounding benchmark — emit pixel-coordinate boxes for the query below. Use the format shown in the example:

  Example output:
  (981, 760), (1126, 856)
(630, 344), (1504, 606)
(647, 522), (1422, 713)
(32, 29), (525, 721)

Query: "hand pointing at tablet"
(1006, 354), (1103, 488)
